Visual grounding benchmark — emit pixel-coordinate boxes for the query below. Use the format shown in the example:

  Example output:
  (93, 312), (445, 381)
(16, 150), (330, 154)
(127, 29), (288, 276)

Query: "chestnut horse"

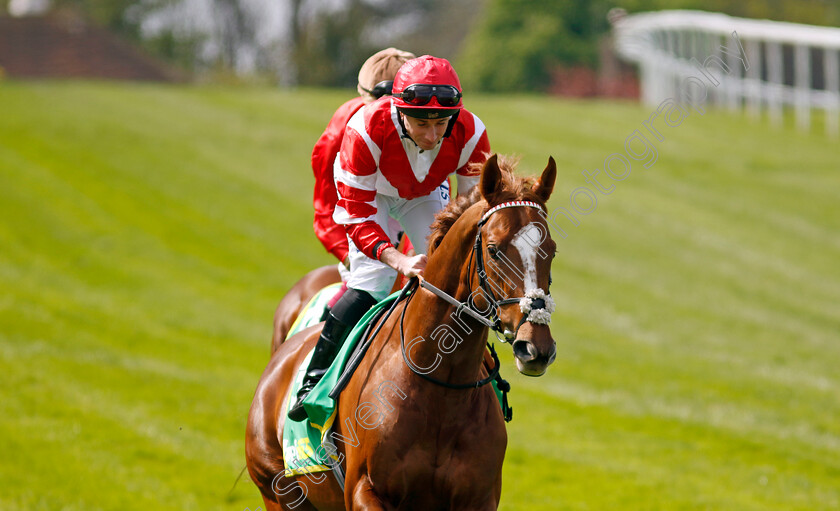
(247, 154), (558, 510)
(271, 265), (341, 353)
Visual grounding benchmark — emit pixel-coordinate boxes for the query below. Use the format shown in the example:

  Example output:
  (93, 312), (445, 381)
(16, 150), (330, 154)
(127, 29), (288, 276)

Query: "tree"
(457, 0), (612, 92)
(457, 0), (840, 93)
(127, 0), (273, 75)
(130, 0), (432, 83)
(0, 0), (479, 84)
(129, 0), (483, 84)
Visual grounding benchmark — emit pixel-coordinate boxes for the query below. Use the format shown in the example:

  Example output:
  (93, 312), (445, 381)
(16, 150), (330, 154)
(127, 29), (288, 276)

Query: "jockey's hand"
(341, 255), (350, 270)
(380, 247), (427, 278)
(400, 254), (427, 278)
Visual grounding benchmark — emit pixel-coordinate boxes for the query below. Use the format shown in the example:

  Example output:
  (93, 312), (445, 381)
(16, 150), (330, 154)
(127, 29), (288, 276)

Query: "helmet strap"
(395, 111), (413, 142)
(443, 109), (460, 138)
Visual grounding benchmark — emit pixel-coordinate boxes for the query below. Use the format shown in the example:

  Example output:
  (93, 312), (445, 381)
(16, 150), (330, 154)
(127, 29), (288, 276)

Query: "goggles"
(360, 80), (394, 99)
(397, 84), (462, 107)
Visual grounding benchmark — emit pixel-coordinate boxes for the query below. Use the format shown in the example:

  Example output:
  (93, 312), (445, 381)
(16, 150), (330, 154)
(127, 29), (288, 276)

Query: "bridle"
(470, 200), (555, 338)
(419, 200), (555, 340)
(398, 200), (556, 399)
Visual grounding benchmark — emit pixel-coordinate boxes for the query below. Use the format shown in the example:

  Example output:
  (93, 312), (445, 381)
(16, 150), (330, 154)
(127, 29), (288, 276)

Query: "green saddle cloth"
(281, 289), (511, 476)
(282, 291), (400, 475)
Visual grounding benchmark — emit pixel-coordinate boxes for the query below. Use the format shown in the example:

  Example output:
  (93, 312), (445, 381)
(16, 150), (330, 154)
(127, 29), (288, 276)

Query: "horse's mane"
(427, 154), (541, 256)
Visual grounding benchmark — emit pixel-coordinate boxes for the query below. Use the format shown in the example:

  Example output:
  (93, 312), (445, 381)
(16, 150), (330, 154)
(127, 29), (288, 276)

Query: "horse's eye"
(487, 244), (499, 259)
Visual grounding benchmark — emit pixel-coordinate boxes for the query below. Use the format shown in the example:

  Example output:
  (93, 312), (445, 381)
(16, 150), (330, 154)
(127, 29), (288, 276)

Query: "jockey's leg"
(320, 281), (348, 322)
(289, 197), (401, 421)
(288, 287), (377, 421)
(319, 260), (352, 321)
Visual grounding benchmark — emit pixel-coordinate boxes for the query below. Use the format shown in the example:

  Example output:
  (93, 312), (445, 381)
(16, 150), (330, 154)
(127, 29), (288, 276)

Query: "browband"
(479, 200), (544, 226)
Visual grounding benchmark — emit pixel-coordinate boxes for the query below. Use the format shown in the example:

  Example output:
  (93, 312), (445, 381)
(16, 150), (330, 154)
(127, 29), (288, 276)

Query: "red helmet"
(392, 55), (463, 119)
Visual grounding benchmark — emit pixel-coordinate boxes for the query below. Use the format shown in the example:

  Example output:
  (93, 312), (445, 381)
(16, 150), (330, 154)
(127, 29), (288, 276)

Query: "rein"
(329, 277), (418, 399)
(398, 278), (502, 390)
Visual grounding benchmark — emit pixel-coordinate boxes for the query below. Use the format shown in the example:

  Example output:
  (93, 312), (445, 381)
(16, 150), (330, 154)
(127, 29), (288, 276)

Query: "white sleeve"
(456, 174), (480, 197)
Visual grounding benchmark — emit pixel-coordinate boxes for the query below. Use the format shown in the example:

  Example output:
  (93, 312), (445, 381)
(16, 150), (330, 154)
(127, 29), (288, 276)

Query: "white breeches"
(345, 182), (450, 301)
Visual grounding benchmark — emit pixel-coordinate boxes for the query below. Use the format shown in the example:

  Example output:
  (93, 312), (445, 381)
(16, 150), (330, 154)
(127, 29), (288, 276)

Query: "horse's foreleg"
(349, 476), (386, 510)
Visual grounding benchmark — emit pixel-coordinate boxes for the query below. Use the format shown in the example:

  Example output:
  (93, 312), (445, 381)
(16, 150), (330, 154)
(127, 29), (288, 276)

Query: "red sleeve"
(334, 102), (393, 259)
(311, 97), (365, 262)
(346, 222), (392, 260)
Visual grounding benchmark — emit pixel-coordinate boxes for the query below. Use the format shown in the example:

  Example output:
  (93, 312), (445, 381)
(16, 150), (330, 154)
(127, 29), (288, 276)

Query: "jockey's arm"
(379, 247), (427, 278)
(456, 174), (480, 197)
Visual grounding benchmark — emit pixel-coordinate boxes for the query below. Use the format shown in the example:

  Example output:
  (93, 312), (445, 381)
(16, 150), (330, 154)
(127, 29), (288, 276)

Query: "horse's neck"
(402, 221), (488, 385)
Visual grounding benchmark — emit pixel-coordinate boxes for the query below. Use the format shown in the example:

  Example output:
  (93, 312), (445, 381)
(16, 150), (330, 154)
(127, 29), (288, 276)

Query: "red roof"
(0, 13), (178, 81)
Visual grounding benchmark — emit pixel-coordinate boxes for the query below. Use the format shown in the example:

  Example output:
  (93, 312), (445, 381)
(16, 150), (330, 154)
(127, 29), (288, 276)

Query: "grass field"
(1, 80), (838, 511)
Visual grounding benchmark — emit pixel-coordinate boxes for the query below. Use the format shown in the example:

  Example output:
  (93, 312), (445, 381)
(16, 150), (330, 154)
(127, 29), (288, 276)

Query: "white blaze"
(511, 223), (542, 292)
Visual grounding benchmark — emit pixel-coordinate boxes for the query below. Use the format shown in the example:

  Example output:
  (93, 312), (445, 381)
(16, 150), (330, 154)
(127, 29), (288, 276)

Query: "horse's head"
(473, 154), (558, 376)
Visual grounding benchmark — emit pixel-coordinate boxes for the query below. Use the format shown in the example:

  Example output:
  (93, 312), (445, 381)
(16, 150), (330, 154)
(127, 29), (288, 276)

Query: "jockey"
(312, 47), (416, 270)
(289, 55), (491, 421)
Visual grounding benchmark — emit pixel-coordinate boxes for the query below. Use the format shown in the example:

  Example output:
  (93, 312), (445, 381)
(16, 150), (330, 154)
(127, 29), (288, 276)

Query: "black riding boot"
(287, 288), (377, 422)
(286, 312), (347, 422)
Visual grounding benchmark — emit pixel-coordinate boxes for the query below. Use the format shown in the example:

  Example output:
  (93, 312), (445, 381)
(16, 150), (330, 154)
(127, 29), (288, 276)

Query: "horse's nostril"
(512, 340), (538, 362)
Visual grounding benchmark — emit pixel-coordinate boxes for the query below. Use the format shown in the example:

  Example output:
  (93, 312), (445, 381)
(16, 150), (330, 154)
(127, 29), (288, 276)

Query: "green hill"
(1, 81), (838, 511)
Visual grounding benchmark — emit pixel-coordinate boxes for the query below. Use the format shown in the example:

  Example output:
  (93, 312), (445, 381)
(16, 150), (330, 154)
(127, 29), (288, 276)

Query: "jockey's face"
(401, 114), (451, 151)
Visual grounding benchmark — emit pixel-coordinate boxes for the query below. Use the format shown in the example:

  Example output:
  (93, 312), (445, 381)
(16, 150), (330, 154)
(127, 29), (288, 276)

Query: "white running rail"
(613, 10), (840, 135)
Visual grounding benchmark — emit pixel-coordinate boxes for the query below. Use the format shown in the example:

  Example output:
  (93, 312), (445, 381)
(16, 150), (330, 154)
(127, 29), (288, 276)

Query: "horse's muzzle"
(511, 323), (556, 376)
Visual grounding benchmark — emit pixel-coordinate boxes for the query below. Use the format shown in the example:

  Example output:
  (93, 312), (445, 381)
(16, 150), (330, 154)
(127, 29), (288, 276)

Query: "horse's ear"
(480, 154), (502, 203)
(532, 156), (557, 202)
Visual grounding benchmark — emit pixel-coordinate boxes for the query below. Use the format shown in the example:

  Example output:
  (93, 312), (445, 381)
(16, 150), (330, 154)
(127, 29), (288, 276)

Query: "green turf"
(1, 81), (837, 510)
